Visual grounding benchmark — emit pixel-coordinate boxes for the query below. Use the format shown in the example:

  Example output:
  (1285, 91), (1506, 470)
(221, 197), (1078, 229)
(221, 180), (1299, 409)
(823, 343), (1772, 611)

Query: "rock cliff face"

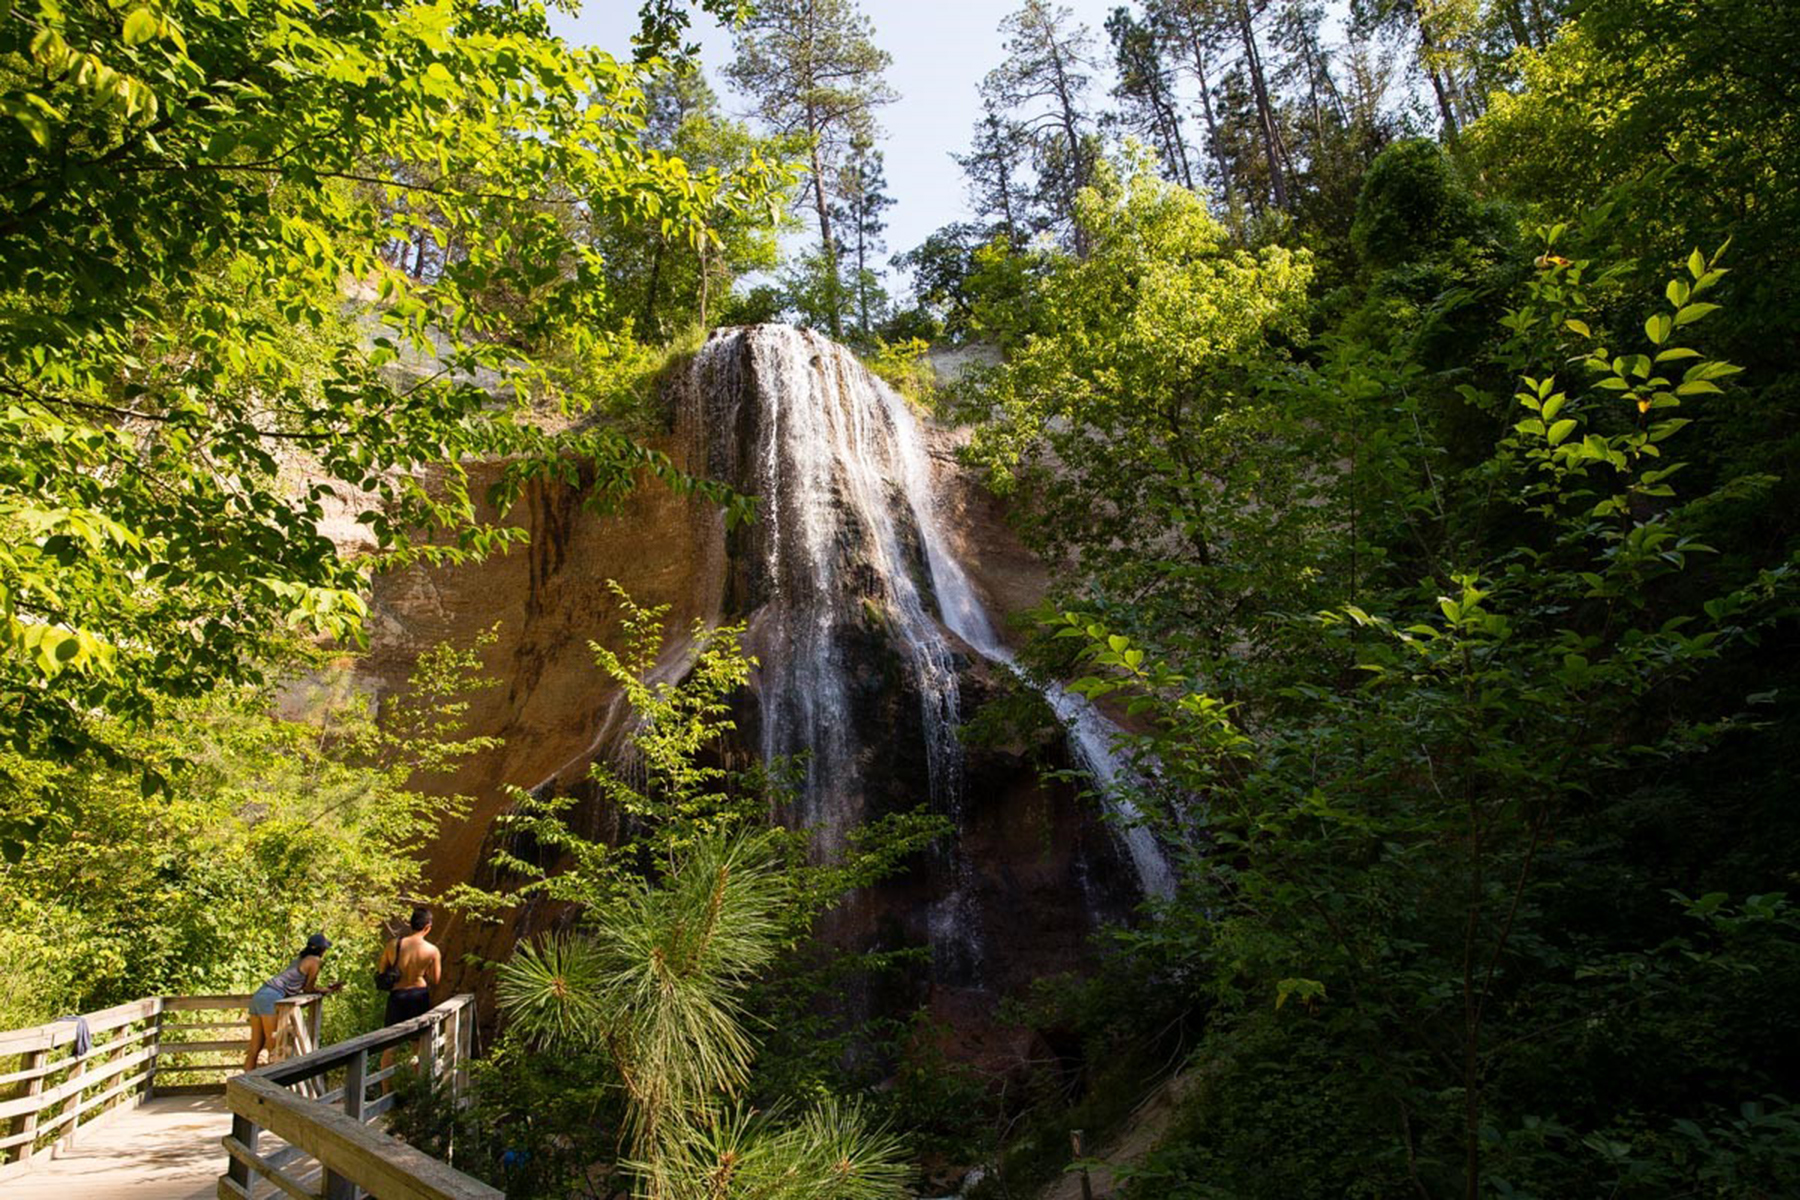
(361, 325), (1161, 1065)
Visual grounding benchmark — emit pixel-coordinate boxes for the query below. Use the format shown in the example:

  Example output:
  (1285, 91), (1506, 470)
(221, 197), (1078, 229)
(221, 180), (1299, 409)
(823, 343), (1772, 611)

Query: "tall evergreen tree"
(727, 0), (896, 338)
(1106, 6), (1195, 188)
(836, 134), (895, 340)
(1229, 0), (1292, 208)
(983, 0), (1101, 253)
(954, 101), (1039, 245)
(1351, 0), (1468, 138)
(593, 65), (786, 339)
(1271, 0), (1347, 161)
(1153, 0), (1289, 212)
(1149, 0), (1241, 211)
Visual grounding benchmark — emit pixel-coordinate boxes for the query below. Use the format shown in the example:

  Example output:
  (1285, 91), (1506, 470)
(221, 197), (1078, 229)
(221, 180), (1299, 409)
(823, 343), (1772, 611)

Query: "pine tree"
(498, 832), (912, 1198)
(1351, 0), (1464, 138)
(983, 0), (1101, 253)
(836, 134), (896, 341)
(727, 0), (896, 339)
(1106, 5), (1195, 189)
(1271, 0), (1348, 164)
(1229, 0), (1292, 208)
(954, 101), (1038, 246)
(1148, 0), (1241, 212)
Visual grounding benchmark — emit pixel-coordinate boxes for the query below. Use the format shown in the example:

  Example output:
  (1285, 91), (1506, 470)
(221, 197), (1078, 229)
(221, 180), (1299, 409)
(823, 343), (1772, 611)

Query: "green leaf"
(1644, 313), (1672, 345)
(1275, 977), (1326, 1010)
(1683, 361), (1743, 383)
(1688, 248), (1706, 279)
(123, 8), (159, 45)
(1564, 318), (1591, 338)
(1547, 418), (1577, 446)
(1673, 302), (1720, 327)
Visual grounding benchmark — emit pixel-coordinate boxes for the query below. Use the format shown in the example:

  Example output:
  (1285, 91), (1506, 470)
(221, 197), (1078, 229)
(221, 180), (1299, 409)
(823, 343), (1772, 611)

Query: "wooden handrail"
(255, 998), (460, 1088)
(0, 992), (321, 1179)
(228, 1074), (498, 1200)
(220, 994), (496, 1200)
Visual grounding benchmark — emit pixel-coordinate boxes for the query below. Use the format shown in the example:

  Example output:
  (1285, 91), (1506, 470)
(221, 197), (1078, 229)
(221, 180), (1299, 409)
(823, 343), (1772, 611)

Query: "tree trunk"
(1299, 36), (1328, 151)
(1525, 0), (1552, 48)
(1152, 81), (1194, 189)
(1502, 1), (1532, 52)
(1414, 4), (1461, 140)
(1236, 0), (1288, 210)
(994, 121), (1021, 244)
(1425, 61), (1460, 140)
(808, 131), (841, 338)
(1185, 27), (1238, 211)
(855, 203), (869, 337)
(699, 236), (710, 328)
(1043, 33), (1090, 254)
(642, 236), (665, 340)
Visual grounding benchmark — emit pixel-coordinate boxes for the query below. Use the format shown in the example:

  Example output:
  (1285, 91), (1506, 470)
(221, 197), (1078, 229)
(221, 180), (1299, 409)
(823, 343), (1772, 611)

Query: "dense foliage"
(933, 1), (1800, 1195)
(417, 591), (939, 1197)
(0, 0), (777, 839)
(0, 633), (496, 1039)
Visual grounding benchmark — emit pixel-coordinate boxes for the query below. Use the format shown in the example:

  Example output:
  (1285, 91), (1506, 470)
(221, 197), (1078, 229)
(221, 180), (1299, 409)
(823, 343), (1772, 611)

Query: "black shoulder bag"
(375, 936), (402, 992)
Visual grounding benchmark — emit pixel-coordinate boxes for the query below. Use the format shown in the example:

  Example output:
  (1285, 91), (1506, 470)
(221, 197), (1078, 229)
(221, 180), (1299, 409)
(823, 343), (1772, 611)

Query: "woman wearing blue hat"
(243, 932), (343, 1072)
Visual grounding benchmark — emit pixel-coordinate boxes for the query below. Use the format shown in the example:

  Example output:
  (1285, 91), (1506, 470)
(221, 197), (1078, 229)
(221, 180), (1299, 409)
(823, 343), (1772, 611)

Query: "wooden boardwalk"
(1, 1094), (229, 1199)
(1, 993), (489, 1200)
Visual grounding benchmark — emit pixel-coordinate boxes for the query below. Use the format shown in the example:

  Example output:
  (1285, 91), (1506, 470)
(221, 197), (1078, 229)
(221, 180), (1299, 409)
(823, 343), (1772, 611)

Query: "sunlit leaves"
(0, 1), (782, 789)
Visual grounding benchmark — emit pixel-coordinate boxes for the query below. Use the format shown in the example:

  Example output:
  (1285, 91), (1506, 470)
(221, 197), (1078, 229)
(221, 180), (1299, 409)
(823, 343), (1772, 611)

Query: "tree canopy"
(0, 0), (778, 817)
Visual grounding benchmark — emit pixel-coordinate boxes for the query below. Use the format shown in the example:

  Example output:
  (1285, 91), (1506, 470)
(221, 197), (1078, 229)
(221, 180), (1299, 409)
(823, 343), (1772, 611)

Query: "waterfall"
(680, 325), (1171, 982)
(880, 370), (1178, 904)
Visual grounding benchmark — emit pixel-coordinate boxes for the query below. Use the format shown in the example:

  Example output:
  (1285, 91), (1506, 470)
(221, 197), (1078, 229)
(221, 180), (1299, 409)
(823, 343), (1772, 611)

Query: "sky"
(550, 1), (1160, 265)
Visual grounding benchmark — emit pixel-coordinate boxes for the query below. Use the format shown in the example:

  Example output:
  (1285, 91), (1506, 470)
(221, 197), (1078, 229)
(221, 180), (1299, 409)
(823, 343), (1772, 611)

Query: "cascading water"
(875, 349), (1177, 904)
(678, 325), (1171, 983)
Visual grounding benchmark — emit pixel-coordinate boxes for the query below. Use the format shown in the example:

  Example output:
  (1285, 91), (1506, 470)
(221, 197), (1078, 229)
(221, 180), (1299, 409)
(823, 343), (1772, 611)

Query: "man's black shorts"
(384, 985), (432, 1026)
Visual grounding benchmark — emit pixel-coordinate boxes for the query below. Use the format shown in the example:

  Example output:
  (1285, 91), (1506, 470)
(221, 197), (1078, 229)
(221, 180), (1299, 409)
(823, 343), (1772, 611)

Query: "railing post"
(226, 1110), (259, 1192)
(457, 999), (474, 1097)
(343, 1047), (367, 1123)
(444, 1003), (460, 1085)
(421, 1019), (441, 1090)
(12, 1048), (46, 1164)
(143, 998), (164, 1100)
(307, 995), (323, 1053)
(106, 1024), (128, 1117)
(323, 1047), (367, 1200)
(57, 1049), (85, 1152)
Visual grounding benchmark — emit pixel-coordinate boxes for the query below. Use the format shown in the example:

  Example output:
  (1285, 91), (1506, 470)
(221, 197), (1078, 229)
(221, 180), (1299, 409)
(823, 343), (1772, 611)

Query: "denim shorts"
(247, 986), (284, 1017)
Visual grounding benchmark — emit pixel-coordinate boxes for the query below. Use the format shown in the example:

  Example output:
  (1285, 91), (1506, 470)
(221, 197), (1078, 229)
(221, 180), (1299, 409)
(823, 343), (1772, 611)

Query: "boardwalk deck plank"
(0, 1094), (230, 1200)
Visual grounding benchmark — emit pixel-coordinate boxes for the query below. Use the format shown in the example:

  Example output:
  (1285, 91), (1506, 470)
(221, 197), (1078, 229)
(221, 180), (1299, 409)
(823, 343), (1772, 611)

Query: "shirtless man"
(378, 906), (442, 1080)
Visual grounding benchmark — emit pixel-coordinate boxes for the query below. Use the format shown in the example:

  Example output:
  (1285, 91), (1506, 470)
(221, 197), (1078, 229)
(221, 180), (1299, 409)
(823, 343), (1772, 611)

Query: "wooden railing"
(220, 993), (498, 1200)
(0, 992), (321, 1181)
